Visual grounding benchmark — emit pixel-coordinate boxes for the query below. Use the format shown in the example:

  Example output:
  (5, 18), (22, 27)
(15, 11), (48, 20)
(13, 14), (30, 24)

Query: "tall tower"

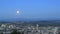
(36, 24), (40, 34)
(36, 24), (39, 30)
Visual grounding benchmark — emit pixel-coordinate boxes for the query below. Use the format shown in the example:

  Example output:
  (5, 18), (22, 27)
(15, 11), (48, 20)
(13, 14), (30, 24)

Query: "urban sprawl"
(0, 22), (60, 34)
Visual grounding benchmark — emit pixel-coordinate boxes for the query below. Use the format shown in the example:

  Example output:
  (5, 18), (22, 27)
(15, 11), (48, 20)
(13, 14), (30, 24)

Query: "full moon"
(17, 10), (20, 14)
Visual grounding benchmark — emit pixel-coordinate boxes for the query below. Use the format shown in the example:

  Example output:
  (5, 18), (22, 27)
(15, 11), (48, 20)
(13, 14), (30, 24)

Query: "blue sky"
(0, 0), (60, 20)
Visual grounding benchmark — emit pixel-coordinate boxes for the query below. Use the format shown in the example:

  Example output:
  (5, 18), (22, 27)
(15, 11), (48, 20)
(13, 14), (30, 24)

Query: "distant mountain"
(0, 18), (60, 23)
(0, 19), (60, 26)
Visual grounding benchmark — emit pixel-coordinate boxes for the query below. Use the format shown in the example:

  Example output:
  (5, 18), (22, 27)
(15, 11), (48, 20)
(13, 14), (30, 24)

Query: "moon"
(16, 10), (20, 14)
(16, 10), (22, 15)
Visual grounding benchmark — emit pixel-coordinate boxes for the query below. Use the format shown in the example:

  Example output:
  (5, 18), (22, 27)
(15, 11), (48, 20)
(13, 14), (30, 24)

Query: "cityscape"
(0, 21), (60, 34)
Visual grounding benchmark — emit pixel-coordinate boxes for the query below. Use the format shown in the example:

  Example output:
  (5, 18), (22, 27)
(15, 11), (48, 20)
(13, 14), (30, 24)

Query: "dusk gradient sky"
(0, 0), (60, 20)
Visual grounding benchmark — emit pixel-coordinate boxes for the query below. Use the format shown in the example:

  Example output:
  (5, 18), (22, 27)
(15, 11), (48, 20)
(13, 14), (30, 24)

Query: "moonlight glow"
(17, 10), (20, 14)
(16, 10), (22, 15)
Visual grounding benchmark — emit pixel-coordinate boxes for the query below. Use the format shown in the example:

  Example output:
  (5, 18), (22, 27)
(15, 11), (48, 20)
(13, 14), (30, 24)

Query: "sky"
(0, 0), (60, 20)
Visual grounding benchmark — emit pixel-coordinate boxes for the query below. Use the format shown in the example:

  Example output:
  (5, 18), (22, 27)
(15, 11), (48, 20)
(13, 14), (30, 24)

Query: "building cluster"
(0, 23), (60, 34)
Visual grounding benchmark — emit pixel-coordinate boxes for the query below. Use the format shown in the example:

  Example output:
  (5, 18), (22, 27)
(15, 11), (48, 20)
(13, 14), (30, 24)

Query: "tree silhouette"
(10, 29), (24, 34)
(1, 32), (3, 34)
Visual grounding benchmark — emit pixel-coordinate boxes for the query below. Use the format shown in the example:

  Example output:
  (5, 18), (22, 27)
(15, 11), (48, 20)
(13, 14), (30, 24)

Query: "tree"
(1, 32), (3, 34)
(10, 29), (24, 34)
(21, 32), (24, 34)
